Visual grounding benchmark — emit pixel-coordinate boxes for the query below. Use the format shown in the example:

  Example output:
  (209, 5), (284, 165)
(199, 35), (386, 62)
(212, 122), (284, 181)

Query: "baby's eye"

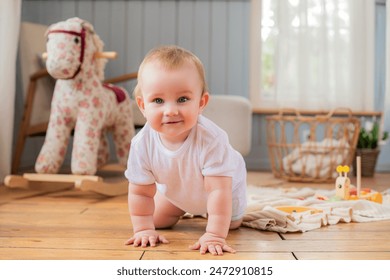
(177, 96), (189, 103)
(74, 37), (80, 44)
(153, 98), (164, 104)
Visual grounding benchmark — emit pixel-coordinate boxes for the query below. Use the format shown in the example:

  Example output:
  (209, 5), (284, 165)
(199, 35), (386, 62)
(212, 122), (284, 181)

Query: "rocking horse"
(5, 18), (135, 196)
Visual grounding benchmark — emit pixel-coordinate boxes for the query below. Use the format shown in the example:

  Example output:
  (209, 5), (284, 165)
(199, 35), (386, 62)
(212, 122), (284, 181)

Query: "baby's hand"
(189, 232), (236, 255)
(125, 230), (169, 247)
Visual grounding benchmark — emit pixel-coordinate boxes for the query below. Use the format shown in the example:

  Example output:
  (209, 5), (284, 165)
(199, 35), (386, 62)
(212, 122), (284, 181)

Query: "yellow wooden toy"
(276, 206), (323, 214)
(334, 158), (382, 204)
(335, 165), (351, 200)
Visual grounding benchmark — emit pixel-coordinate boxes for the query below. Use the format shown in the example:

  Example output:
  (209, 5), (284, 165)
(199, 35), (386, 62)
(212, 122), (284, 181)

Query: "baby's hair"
(133, 45), (208, 97)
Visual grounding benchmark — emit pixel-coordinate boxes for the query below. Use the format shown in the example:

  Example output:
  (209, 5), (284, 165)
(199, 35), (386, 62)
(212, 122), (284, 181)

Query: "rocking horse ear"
(44, 23), (56, 37)
(81, 20), (95, 35)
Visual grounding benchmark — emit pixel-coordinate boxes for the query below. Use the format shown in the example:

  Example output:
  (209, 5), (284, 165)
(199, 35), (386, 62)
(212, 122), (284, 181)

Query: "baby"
(124, 45), (247, 255)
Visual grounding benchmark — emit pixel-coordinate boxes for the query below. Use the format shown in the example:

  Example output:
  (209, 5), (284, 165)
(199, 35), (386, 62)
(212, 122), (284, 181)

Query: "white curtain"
(386, 2), (390, 127)
(381, 1), (390, 170)
(260, 0), (374, 111)
(0, 0), (21, 181)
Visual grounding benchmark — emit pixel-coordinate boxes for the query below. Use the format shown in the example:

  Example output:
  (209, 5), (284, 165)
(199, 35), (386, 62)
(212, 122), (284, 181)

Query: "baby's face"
(137, 61), (209, 147)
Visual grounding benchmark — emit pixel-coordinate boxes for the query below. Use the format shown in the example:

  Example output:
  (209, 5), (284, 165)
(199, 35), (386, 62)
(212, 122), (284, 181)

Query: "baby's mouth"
(164, 120), (183, 125)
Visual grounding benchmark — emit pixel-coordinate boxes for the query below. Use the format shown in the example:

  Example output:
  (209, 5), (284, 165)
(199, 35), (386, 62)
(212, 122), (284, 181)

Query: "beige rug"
(243, 185), (390, 233)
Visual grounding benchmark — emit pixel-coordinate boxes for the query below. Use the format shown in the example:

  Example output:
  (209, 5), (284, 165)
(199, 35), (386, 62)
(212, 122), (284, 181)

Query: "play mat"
(243, 185), (390, 233)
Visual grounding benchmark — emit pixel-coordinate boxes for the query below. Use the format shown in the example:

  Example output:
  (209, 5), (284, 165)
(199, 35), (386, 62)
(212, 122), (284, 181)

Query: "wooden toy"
(335, 165), (351, 200)
(334, 158), (382, 203)
(278, 157), (383, 213)
(276, 206), (323, 214)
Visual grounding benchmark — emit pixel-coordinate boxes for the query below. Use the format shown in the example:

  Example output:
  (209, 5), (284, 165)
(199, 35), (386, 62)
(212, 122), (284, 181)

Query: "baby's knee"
(229, 218), (243, 230)
(154, 215), (181, 229)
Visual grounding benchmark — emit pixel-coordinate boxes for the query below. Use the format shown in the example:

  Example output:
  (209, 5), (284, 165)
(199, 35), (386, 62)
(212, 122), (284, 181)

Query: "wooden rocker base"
(4, 173), (128, 197)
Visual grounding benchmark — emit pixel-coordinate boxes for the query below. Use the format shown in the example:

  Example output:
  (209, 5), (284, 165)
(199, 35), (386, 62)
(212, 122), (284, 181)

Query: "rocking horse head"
(45, 17), (106, 81)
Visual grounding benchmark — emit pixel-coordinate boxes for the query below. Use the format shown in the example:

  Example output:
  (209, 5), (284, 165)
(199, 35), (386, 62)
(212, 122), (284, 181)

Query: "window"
(250, 0), (375, 111)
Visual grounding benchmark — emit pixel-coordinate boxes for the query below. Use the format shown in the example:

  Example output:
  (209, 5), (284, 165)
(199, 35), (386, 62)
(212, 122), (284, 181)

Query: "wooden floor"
(1, 171), (390, 260)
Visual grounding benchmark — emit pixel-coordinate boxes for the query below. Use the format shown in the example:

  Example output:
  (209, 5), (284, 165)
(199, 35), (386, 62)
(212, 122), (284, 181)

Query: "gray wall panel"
(159, 1), (177, 45)
(20, 0), (250, 97)
(177, 1), (194, 50)
(193, 1), (211, 80)
(209, 1), (228, 96)
(77, 1), (93, 23)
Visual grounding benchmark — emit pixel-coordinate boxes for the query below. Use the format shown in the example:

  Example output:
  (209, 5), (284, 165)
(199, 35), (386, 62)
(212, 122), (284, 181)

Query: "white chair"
(203, 95), (252, 156)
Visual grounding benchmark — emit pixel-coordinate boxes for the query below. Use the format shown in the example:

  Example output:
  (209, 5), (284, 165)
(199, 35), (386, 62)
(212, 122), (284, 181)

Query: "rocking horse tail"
(113, 102), (134, 166)
(103, 83), (135, 166)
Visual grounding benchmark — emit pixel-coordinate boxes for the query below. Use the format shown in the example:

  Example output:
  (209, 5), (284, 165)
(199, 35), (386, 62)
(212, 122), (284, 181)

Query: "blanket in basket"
(243, 185), (390, 233)
(282, 138), (350, 179)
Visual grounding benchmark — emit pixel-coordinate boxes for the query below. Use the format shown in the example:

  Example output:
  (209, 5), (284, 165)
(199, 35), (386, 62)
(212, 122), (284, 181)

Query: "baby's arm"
(189, 176), (235, 255)
(125, 182), (168, 247)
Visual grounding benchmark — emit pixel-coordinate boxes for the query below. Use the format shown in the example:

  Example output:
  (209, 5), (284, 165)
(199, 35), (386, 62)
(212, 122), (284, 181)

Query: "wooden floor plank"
(0, 226), (132, 239)
(294, 252), (390, 260)
(2, 236), (291, 253)
(0, 183), (75, 205)
(281, 231), (390, 240)
(0, 237), (131, 251)
(0, 248), (142, 260)
(141, 251), (295, 260)
(227, 240), (390, 252)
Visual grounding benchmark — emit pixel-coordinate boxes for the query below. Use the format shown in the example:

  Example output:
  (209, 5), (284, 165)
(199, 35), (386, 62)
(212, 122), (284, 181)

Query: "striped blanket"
(243, 185), (390, 233)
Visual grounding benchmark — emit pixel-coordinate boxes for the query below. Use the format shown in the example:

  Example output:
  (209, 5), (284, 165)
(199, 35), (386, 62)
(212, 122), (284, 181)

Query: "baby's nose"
(164, 103), (179, 116)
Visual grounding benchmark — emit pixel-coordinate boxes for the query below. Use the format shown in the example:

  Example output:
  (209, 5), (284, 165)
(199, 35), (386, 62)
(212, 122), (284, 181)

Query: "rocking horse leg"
(97, 130), (110, 168)
(35, 114), (73, 174)
(71, 117), (100, 175)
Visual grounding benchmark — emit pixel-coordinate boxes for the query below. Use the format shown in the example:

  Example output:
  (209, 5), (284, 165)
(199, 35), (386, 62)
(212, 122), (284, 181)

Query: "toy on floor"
(277, 157), (382, 214)
(335, 165), (352, 199)
(275, 206), (323, 214)
(334, 158), (382, 203)
(4, 17), (135, 196)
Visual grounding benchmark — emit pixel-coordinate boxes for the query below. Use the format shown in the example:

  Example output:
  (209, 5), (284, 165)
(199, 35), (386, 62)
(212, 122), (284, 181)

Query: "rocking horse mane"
(46, 17), (107, 81)
(85, 21), (107, 81)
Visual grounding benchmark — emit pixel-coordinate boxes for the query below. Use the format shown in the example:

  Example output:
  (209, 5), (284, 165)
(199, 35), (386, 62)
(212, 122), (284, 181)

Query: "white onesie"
(125, 115), (247, 221)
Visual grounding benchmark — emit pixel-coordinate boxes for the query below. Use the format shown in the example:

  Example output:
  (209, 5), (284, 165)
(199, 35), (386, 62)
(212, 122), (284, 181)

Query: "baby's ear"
(199, 92), (210, 112)
(136, 96), (146, 116)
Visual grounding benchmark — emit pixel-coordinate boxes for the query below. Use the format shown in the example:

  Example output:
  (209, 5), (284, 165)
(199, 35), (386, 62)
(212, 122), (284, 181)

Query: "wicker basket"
(266, 108), (360, 182)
